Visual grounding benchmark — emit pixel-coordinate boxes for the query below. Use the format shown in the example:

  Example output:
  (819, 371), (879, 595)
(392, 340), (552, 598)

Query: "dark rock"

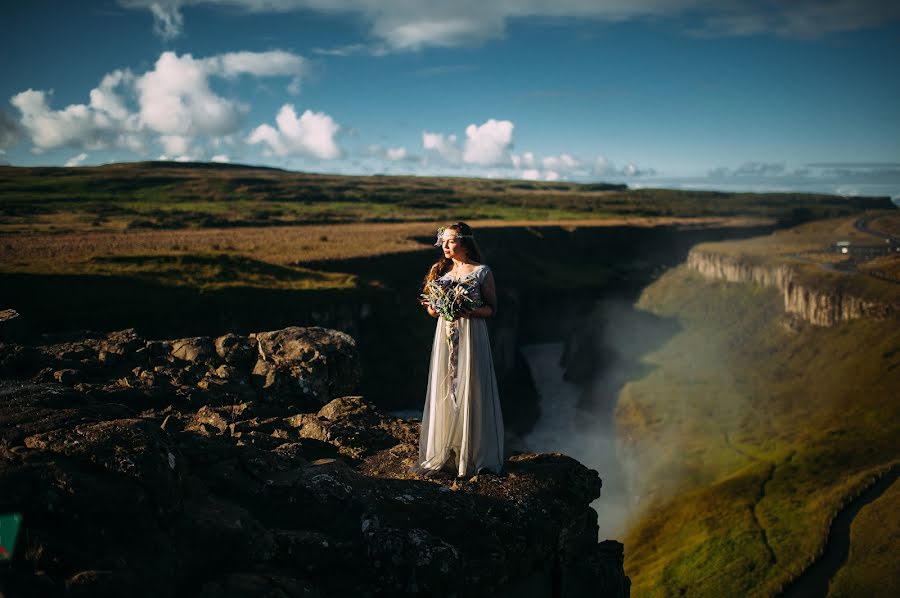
(53, 368), (83, 385)
(214, 333), (258, 369)
(215, 364), (237, 380)
(171, 336), (216, 364)
(160, 414), (185, 433)
(100, 328), (145, 357)
(0, 343), (51, 379)
(0, 308), (28, 343)
(197, 573), (320, 598)
(251, 327), (360, 405)
(0, 327), (630, 597)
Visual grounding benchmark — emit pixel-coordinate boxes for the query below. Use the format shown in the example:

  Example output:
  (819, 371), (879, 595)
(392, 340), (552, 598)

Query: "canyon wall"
(687, 249), (898, 326)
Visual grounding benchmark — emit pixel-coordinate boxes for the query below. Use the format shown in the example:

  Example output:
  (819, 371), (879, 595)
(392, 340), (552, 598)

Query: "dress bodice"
(439, 264), (490, 306)
(439, 264), (490, 283)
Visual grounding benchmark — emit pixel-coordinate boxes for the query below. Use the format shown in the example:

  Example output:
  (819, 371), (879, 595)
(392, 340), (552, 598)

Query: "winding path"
(778, 465), (899, 598)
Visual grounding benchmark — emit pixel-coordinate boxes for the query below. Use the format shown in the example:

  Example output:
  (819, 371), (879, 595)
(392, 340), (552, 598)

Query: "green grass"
(0, 161), (892, 234)
(617, 266), (900, 596)
(827, 478), (900, 597)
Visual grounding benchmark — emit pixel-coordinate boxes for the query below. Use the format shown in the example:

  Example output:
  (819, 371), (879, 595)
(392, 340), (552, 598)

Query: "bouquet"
(421, 278), (482, 322)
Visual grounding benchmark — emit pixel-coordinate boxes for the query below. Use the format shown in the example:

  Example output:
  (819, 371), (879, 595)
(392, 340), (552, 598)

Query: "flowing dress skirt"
(412, 316), (505, 477)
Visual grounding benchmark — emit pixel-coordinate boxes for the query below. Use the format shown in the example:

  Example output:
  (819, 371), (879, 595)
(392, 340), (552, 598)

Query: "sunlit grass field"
(617, 252), (900, 595)
(0, 161), (887, 235)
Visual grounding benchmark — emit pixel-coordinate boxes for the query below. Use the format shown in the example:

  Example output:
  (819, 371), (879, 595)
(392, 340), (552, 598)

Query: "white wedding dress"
(412, 264), (505, 477)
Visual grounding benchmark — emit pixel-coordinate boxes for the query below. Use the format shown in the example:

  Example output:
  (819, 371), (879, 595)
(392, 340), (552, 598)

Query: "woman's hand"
(426, 305), (439, 318)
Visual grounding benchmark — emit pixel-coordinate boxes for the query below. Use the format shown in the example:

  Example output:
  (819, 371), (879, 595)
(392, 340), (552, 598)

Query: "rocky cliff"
(686, 249), (898, 326)
(0, 327), (629, 597)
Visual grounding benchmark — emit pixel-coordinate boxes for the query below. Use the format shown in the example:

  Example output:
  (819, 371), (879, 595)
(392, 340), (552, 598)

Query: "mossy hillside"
(827, 478), (900, 597)
(617, 266), (900, 596)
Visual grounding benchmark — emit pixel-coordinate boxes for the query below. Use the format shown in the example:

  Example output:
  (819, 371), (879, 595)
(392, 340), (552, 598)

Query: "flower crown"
(434, 226), (474, 246)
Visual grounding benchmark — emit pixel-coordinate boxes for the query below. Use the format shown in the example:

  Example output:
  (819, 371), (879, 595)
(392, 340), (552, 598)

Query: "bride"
(411, 222), (505, 479)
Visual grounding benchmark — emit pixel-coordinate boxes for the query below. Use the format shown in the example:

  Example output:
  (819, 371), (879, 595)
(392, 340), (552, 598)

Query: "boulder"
(170, 336), (216, 364)
(214, 333), (257, 369)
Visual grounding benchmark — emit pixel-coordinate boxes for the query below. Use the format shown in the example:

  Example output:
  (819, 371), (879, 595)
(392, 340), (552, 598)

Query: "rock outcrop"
(0, 327), (629, 597)
(687, 249), (898, 326)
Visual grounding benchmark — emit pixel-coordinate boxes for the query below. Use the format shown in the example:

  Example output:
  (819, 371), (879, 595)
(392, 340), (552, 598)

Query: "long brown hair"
(422, 222), (483, 291)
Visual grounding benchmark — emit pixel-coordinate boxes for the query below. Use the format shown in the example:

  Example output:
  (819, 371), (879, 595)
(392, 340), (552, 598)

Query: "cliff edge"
(0, 326), (629, 597)
(686, 213), (900, 326)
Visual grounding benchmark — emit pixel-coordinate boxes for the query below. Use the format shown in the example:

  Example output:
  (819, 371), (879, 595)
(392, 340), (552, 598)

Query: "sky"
(3, 0), (900, 199)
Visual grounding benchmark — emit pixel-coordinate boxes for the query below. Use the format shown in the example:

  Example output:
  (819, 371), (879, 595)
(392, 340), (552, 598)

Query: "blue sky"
(3, 0), (900, 198)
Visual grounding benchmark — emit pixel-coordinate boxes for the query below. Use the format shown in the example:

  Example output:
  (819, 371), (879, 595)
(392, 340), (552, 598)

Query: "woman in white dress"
(411, 222), (505, 479)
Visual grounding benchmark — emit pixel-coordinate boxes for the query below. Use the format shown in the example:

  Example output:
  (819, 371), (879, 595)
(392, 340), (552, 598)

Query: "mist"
(520, 298), (680, 540)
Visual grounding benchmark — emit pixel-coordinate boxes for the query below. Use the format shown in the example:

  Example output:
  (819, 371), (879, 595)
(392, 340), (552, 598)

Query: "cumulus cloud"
(118, 0), (900, 48)
(422, 119), (514, 166)
(9, 50), (308, 158)
(247, 104), (341, 159)
(10, 82), (139, 153)
(368, 144), (414, 162)
(386, 147), (408, 161)
(422, 131), (461, 163)
(511, 152), (535, 170)
(64, 152), (88, 167)
(591, 154), (656, 178)
(511, 151), (587, 181)
(136, 52), (247, 137)
(462, 119), (513, 166)
(159, 134), (191, 155)
(211, 154), (230, 163)
(542, 153), (580, 172)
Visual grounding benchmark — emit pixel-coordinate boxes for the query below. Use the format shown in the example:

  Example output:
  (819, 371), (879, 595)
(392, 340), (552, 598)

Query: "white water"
(520, 342), (631, 540)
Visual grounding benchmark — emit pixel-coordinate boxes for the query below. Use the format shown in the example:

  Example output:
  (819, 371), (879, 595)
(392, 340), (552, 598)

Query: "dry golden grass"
(0, 216), (765, 273)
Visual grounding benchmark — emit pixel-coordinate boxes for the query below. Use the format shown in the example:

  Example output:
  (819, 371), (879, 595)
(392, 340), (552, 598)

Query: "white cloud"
(422, 131), (461, 163)
(118, 1), (900, 48)
(10, 50), (308, 158)
(591, 154), (656, 178)
(386, 147), (407, 161)
(10, 86), (137, 153)
(247, 104), (341, 159)
(520, 169), (540, 180)
(211, 154), (230, 163)
(373, 15), (504, 51)
(511, 151), (535, 170)
(543, 170), (560, 182)
(202, 50), (307, 94)
(542, 153), (580, 172)
(148, 0), (183, 39)
(159, 134), (191, 155)
(593, 155), (613, 175)
(368, 143), (417, 163)
(462, 118), (513, 166)
(64, 152), (88, 167)
(136, 51), (246, 137)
